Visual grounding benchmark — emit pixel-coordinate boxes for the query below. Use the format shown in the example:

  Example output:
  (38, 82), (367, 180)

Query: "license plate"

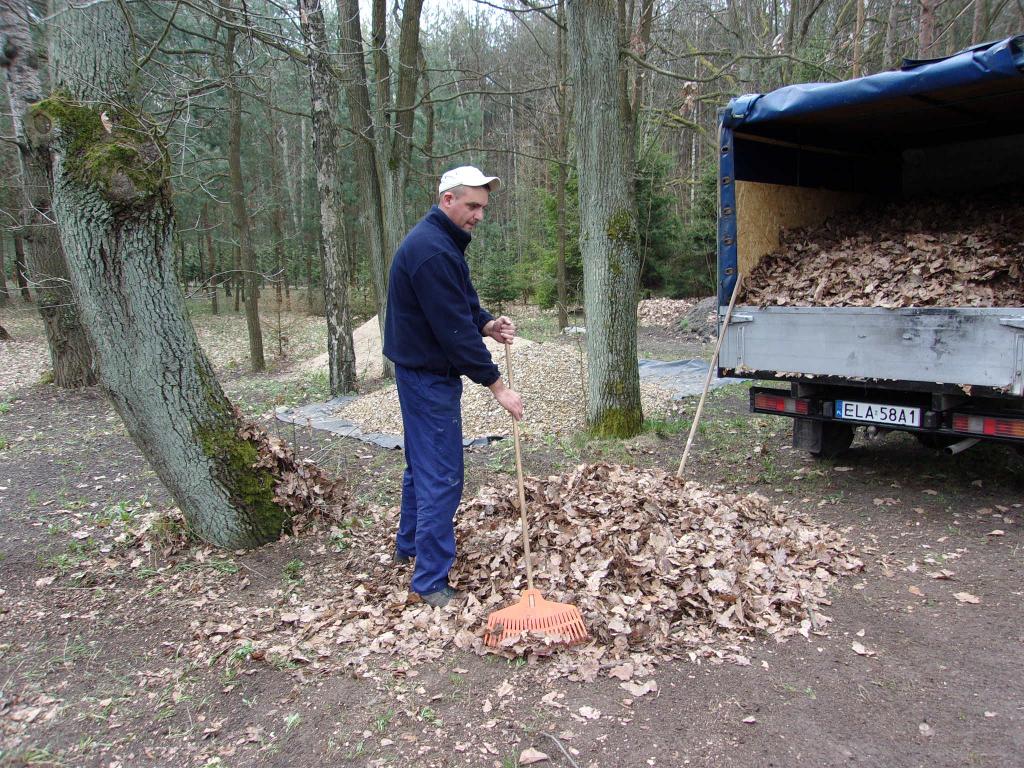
(835, 399), (921, 427)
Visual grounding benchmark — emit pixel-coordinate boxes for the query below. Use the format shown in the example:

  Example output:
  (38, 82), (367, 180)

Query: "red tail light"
(952, 414), (1024, 438)
(753, 392), (810, 415)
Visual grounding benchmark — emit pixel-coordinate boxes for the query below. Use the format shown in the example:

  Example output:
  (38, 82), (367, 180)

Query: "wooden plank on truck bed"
(736, 181), (863, 275)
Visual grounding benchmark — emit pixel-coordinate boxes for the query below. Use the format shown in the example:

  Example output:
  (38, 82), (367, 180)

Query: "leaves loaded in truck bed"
(743, 193), (1024, 308)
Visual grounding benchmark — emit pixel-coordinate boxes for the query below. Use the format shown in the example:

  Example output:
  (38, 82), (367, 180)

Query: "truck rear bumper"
(720, 306), (1024, 397)
(749, 386), (1024, 445)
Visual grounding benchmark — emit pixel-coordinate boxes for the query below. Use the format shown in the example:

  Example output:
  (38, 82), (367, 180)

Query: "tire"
(810, 422), (854, 459)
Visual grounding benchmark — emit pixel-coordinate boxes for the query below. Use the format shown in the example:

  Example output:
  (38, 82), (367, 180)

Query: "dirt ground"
(1, 302), (1022, 768)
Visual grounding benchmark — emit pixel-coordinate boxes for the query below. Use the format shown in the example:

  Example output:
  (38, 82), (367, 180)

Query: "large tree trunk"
(0, 1), (96, 386)
(555, 0), (568, 330)
(43, 0), (291, 548)
(298, 0), (356, 394)
(566, 0), (643, 438)
(221, 3), (264, 372)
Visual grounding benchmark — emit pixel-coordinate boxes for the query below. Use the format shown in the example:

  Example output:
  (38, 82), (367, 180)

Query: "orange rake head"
(484, 588), (588, 648)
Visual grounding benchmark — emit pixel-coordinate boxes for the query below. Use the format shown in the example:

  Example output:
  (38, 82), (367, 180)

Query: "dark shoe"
(419, 586), (461, 607)
(393, 550), (414, 565)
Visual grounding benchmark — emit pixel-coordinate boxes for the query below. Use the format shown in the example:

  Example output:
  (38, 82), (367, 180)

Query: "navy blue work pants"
(394, 364), (465, 595)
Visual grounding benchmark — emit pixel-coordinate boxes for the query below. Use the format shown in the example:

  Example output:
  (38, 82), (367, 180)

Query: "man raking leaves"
(383, 166), (523, 608)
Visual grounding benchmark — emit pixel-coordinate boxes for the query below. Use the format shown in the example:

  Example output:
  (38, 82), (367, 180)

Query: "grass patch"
(282, 558), (304, 587)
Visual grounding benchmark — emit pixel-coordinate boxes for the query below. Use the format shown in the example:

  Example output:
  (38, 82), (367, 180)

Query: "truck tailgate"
(720, 306), (1024, 395)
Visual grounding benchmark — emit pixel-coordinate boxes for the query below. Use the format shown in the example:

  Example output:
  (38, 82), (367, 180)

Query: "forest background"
(2, 0), (1018, 323)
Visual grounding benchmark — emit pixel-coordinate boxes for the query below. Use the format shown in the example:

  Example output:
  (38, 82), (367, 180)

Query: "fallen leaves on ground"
(519, 747), (550, 764)
(157, 462), (860, 682)
(954, 592), (981, 604)
(851, 641), (876, 657)
(41, 462), (861, 687)
(743, 192), (1024, 308)
(0, 338), (50, 397)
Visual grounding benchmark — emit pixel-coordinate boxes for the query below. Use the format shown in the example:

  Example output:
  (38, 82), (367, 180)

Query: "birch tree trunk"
(221, 3), (264, 372)
(566, 0), (643, 437)
(298, 0), (356, 394)
(1, 0), (96, 386)
(42, 0), (290, 548)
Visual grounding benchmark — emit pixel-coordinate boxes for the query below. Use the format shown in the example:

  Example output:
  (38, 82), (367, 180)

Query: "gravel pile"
(336, 340), (676, 439)
(637, 298), (697, 327)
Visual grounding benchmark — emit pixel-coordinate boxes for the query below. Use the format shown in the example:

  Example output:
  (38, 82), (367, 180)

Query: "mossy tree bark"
(298, 0), (356, 394)
(0, 1), (96, 386)
(566, 0), (643, 438)
(42, 0), (290, 549)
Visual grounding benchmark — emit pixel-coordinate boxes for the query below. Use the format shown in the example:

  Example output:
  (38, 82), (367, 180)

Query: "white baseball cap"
(438, 165), (502, 195)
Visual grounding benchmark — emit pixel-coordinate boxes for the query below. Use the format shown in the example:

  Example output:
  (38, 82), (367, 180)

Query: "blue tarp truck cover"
(718, 35), (1024, 304)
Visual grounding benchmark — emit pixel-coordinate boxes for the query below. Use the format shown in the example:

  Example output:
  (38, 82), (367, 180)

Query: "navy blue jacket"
(383, 207), (500, 386)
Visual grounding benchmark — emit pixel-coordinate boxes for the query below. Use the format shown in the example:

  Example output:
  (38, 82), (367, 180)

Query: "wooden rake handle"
(676, 274), (743, 478)
(504, 342), (535, 590)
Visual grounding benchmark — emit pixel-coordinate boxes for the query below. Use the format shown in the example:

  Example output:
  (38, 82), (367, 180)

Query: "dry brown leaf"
(519, 747), (550, 765)
(954, 592), (981, 604)
(851, 641), (876, 657)
(620, 680), (658, 697)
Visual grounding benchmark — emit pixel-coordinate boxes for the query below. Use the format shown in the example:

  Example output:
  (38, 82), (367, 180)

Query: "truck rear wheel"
(794, 419), (854, 459)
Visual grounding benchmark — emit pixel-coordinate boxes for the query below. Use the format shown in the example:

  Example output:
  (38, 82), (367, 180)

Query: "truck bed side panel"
(720, 306), (1024, 395)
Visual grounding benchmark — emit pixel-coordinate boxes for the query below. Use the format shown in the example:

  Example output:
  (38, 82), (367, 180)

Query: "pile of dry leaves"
(744, 193), (1024, 308)
(221, 463), (861, 680)
(240, 415), (353, 529)
(336, 342), (675, 439)
(637, 298), (697, 328)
